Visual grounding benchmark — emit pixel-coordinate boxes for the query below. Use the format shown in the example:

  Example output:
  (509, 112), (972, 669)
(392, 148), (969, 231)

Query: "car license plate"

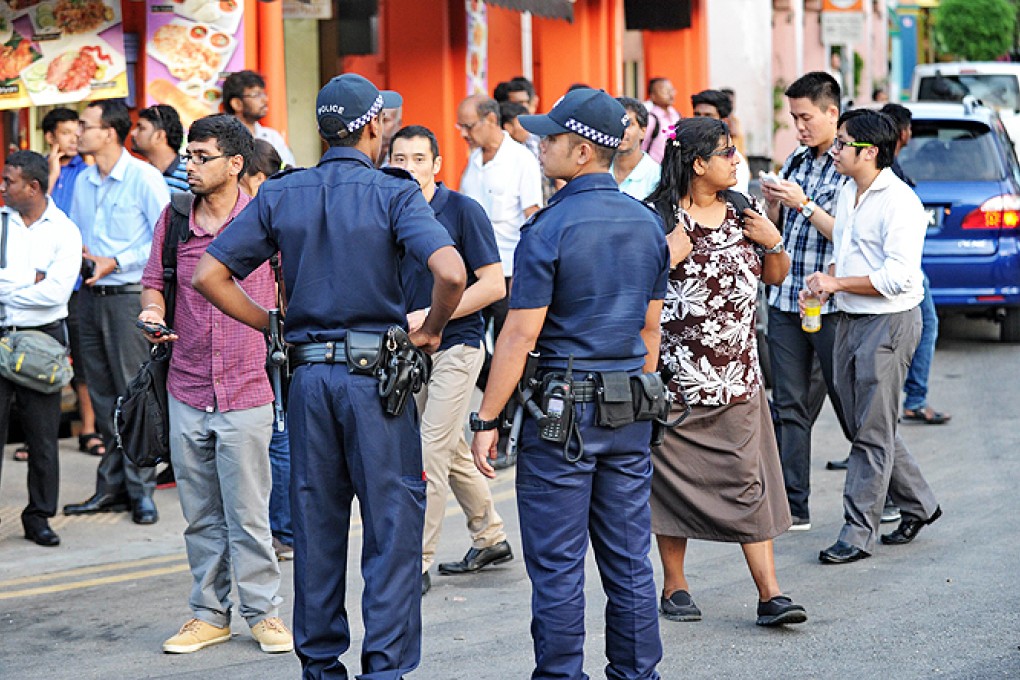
(924, 207), (944, 229)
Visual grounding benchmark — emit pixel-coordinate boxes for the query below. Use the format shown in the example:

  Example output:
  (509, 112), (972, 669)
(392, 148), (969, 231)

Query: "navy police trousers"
(288, 364), (426, 680)
(517, 402), (662, 680)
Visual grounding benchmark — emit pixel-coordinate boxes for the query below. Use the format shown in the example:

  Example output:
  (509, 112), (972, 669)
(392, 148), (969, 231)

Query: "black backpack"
(113, 193), (193, 468)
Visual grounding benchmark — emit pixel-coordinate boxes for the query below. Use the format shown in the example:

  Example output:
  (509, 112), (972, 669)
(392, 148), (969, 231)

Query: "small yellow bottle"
(802, 294), (822, 333)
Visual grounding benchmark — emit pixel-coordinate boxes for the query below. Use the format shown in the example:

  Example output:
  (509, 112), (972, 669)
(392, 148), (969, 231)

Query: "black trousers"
(0, 322), (67, 531)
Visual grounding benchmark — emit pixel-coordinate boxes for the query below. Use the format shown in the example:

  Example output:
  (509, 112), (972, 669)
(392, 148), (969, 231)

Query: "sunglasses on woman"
(704, 145), (737, 160)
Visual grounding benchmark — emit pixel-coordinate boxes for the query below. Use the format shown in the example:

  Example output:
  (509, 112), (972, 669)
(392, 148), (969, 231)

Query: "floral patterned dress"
(650, 195), (792, 543)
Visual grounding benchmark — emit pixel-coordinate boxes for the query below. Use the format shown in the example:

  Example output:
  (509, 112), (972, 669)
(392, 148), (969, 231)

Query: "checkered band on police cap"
(564, 117), (623, 148)
(348, 95), (384, 133)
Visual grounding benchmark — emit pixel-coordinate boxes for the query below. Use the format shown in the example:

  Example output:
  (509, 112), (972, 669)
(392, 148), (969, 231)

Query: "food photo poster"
(145, 0), (245, 127)
(0, 0), (128, 110)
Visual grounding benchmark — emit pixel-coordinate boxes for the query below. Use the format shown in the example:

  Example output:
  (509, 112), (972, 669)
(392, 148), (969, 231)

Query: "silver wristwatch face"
(801, 201), (815, 218)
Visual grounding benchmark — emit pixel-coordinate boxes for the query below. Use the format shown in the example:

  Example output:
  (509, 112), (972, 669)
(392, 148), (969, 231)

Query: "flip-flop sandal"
(13, 446), (29, 462)
(78, 433), (106, 456)
(902, 408), (951, 425)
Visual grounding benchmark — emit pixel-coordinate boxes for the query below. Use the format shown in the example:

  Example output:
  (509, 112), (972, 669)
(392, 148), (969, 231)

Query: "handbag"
(0, 212), (74, 394)
(113, 193), (193, 468)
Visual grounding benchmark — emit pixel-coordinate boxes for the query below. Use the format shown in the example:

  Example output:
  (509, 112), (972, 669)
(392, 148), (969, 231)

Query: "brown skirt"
(651, 390), (791, 543)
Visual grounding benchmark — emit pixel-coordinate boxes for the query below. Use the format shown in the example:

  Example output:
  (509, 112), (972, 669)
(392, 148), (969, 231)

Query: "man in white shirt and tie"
(0, 151), (82, 546)
(804, 109), (940, 566)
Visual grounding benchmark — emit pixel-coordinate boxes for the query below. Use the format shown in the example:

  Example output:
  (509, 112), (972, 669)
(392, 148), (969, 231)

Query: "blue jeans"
(269, 417), (293, 546)
(903, 274), (937, 411)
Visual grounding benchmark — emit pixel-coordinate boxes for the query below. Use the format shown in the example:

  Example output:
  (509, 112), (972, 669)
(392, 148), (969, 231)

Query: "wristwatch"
(800, 200), (817, 218)
(469, 412), (500, 432)
(764, 241), (785, 255)
(112, 257), (122, 274)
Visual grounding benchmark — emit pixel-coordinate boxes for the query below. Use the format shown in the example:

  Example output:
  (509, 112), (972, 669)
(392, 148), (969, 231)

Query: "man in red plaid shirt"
(137, 115), (293, 656)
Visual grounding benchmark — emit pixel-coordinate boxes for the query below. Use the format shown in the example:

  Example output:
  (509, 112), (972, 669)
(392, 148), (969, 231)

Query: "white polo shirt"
(0, 199), (82, 327)
(459, 131), (543, 276)
(829, 167), (925, 315)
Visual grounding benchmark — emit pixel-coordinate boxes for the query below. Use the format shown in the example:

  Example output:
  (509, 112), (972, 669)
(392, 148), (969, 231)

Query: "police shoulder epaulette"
(265, 166), (306, 182)
(520, 205), (550, 231)
(380, 166), (415, 182)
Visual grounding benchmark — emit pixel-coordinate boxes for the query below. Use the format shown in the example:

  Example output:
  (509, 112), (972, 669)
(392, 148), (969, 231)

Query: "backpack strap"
(162, 192), (194, 329)
(643, 108), (662, 153)
(721, 189), (752, 221)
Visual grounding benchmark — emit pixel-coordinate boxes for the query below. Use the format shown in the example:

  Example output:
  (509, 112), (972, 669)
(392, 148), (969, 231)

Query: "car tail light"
(962, 195), (1020, 229)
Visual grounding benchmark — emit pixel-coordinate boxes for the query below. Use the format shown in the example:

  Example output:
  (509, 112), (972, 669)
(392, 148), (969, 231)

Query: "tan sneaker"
(250, 616), (294, 653)
(162, 618), (231, 654)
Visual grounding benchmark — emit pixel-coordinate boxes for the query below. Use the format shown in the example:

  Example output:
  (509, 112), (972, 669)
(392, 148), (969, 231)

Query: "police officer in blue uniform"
(470, 89), (670, 680)
(193, 74), (466, 680)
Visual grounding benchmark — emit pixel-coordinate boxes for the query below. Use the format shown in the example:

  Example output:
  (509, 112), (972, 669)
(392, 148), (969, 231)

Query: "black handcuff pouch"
(632, 372), (671, 422)
(595, 371), (636, 428)
(346, 330), (386, 375)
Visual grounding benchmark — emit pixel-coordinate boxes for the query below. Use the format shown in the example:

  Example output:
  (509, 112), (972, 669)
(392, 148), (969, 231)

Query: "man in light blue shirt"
(63, 100), (169, 525)
(613, 98), (661, 201)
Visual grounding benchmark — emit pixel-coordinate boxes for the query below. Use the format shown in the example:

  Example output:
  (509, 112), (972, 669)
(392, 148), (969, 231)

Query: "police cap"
(518, 88), (628, 148)
(316, 73), (403, 141)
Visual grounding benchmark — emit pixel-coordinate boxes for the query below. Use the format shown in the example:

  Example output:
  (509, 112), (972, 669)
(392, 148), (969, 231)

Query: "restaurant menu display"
(144, 0), (245, 127)
(0, 0), (128, 110)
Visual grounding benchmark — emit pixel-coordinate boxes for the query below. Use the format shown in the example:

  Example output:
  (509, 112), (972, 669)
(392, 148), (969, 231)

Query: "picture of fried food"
(53, 0), (114, 34)
(9, 0), (44, 11)
(152, 23), (220, 83)
(0, 37), (38, 81)
(149, 77), (213, 128)
(45, 48), (98, 91)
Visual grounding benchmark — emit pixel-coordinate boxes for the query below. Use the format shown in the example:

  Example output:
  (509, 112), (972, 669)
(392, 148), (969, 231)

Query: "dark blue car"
(898, 100), (1020, 342)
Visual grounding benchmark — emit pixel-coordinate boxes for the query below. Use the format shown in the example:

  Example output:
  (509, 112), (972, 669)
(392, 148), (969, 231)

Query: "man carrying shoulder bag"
(0, 151), (82, 547)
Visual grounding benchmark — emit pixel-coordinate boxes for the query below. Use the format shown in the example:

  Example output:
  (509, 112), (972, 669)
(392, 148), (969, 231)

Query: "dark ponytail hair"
(646, 117), (729, 231)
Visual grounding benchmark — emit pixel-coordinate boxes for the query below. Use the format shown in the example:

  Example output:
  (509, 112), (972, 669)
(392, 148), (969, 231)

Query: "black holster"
(375, 326), (431, 417)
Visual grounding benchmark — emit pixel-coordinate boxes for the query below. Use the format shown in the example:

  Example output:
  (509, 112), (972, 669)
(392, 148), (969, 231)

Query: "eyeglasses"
(78, 122), (104, 132)
(241, 91), (268, 100)
(704, 145), (737, 160)
(182, 153), (227, 166)
(832, 138), (875, 152)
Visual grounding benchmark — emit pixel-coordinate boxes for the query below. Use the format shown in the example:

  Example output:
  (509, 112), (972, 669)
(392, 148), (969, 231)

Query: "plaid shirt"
(141, 191), (276, 412)
(767, 146), (847, 314)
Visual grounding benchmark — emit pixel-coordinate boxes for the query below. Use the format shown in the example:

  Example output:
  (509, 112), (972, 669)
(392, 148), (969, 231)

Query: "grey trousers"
(78, 288), (156, 500)
(169, 395), (281, 627)
(834, 308), (939, 552)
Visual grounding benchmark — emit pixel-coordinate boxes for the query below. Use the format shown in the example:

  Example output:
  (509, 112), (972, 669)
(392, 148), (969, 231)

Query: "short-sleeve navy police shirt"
(207, 147), (454, 344)
(401, 183), (500, 352)
(510, 172), (669, 372)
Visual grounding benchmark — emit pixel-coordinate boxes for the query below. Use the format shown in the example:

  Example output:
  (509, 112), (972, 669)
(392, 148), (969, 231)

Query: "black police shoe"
(437, 541), (514, 575)
(132, 496), (159, 525)
(755, 596), (807, 626)
(818, 540), (870, 564)
(24, 524), (60, 547)
(63, 492), (131, 515)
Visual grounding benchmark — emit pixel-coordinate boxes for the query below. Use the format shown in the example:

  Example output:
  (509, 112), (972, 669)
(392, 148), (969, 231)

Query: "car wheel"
(1002, 308), (1020, 343)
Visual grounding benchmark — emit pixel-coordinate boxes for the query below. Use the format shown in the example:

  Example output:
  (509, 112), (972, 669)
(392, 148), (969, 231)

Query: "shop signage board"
(0, 0), (128, 111)
(822, 0), (865, 45)
(144, 0), (246, 128)
(282, 0), (331, 20)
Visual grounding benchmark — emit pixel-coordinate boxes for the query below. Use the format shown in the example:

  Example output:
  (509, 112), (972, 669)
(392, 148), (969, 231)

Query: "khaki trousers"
(418, 343), (506, 572)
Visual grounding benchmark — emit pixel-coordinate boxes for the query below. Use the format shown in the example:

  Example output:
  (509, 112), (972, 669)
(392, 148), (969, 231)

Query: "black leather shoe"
(826, 457), (849, 471)
(755, 596), (807, 626)
(819, 540), (871, 564)
(881, 505), (942, 545)
(24, 525), (60, 547)
(438, 540), (513, 575)
(63, 492), (131, 516)
(421, 571), (431, 597)
(132, 496), (159, 525)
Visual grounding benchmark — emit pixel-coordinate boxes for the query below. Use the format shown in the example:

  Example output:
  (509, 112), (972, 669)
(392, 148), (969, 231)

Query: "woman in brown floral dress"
(646, 117), (807, 627)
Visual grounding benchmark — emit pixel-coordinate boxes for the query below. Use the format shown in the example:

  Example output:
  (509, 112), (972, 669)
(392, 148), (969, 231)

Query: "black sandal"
(78, 433), (106, 456)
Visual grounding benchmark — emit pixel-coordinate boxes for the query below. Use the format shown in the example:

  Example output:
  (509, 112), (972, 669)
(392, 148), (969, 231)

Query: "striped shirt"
(162, 154), (190, 194)
(767, 146), (847, 314)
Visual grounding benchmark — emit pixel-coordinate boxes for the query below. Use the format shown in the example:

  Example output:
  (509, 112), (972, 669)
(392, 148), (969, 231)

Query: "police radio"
(538, 356), (575, 445)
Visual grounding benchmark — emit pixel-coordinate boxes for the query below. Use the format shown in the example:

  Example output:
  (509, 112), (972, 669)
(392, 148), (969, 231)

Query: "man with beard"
(222, 70), (296, 168)
(137, 114), (292, 654)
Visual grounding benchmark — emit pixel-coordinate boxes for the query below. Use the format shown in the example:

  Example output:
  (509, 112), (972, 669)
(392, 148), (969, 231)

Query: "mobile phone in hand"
(758, 171), (782, 186)
(135, 319), (175, 339)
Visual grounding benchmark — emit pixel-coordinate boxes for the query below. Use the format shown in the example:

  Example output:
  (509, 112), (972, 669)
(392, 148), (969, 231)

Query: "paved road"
(0, 316), (1017, 679)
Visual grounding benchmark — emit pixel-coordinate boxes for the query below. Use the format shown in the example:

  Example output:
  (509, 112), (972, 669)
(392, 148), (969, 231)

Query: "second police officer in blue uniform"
(470, 89), (671, 680)
(193, 74), (467, 680)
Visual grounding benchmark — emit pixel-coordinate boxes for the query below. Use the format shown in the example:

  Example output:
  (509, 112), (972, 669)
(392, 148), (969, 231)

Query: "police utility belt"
(288, 327), (431, 418)
(508, 353), (689, 463)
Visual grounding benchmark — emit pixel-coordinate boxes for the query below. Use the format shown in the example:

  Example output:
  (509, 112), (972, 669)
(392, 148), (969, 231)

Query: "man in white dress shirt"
(0, 151), (82, 546)
(804, 109), (940, 565)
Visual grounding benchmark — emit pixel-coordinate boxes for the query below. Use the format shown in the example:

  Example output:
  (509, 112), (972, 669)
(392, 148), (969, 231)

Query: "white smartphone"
(758, 171), (782, 186)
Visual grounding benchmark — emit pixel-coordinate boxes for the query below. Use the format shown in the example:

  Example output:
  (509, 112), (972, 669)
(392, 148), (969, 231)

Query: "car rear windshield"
(917, 74), (1020, 112)
(898, 120), (1004, 182)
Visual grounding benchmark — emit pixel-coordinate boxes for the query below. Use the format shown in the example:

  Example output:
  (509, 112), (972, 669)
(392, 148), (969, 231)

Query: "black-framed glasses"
(182, 153), (227, 166)
(832, 138), (875, 152)
(705, 145), (737, 160)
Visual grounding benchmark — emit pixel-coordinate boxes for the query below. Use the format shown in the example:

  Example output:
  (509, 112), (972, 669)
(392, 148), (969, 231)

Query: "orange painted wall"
(257, 1), (288, 140)
(533, 0), (622, 106)
(641, 0), (708, 117)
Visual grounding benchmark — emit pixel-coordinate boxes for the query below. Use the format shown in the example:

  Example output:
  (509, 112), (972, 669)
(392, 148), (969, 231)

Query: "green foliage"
(854, 51), (864, 99)
(935, 0), (1015, 61)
